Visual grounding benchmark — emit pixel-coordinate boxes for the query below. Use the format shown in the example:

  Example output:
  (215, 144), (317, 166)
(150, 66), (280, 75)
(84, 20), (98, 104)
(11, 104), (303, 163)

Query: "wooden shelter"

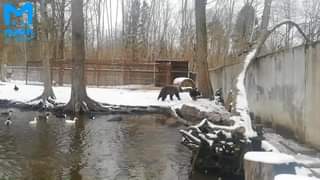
(155, 59), (189, 87)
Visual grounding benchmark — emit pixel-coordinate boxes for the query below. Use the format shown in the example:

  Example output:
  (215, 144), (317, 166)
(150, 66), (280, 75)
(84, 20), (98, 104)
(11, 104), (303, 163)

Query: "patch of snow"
(262, 140), (280, 153)
(295, 166), (314, 177)
(275, 174), (320, 180)
(295, 154), (320, 168)
(244, 152), (295, 164)
(207, 133), (218, 139)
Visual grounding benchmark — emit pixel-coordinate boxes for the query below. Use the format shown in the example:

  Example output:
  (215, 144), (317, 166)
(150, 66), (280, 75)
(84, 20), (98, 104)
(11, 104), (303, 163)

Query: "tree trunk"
(259, 0), (273, 39)
(51, 0), (57, 60)
(244, 152), (295, 180)
(31, 0), (56, 104)
(65, 0), (106, 113)
(194, 0), (213, 97)
(57, 0), (66, 59)
(1, 47), (8, 82)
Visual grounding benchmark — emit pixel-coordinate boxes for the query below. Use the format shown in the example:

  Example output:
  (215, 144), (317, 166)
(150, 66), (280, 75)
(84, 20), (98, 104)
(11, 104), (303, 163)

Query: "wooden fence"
(8, 59), (189, 86)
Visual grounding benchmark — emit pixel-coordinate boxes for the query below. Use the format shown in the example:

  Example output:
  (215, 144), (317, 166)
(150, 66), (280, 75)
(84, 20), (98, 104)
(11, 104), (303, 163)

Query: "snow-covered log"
(244, 152), (295, 180)
(173, 77), (196, 91)
(274, 174), (320, 180)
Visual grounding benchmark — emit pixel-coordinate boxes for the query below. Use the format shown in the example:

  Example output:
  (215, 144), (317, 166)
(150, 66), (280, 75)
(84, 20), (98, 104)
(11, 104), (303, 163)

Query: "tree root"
(27, 92), (57, 109)
(64, 96), (111, 113)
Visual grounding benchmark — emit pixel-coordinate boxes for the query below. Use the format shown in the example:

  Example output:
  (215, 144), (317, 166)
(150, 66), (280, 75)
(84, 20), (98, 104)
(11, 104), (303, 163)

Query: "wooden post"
(244, 152), (296, 180)
(58, 63), (64, 86)
(25, 62), (29, 85)
(97, 65), (100, 86)
(168, 62), (172, 85)
(95, 64), (98, 86)
(50, 60), (53, 85)
(153, 62), (156, 85)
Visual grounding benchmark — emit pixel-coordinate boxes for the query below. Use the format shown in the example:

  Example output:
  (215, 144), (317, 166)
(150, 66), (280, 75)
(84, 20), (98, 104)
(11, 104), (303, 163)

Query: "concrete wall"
(210, 62), (243, 97)
(304, 43), (320, 148)
(209, 42), (320, 149)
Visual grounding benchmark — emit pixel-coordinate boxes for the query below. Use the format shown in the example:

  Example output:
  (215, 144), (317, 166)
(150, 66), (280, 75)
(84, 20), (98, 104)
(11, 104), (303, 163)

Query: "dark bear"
(189, 88), (201, 100)
(157, 86), (181, 101)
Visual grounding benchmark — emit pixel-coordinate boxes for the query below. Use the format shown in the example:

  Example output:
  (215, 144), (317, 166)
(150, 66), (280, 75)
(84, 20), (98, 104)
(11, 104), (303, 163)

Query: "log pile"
(180, 118), (264, 177)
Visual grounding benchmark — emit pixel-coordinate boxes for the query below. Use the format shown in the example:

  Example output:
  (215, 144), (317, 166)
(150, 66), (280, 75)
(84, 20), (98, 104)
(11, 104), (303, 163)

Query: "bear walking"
(157, 86), (181, 101)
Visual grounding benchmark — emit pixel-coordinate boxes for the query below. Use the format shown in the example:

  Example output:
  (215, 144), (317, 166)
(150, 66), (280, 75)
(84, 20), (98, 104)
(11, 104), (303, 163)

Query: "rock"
(178, 104), (232, 126)
(178, 105), (206, 122)
(206, 111), (233, 126)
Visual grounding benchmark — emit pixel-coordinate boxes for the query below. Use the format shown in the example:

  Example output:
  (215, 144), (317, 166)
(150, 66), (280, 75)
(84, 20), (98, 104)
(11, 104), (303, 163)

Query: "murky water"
(0, 109), (218, 180)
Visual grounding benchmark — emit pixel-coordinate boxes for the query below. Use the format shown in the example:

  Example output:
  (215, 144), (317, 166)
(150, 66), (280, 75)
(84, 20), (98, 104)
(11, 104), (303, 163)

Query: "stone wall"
(209, 42), (320, 149)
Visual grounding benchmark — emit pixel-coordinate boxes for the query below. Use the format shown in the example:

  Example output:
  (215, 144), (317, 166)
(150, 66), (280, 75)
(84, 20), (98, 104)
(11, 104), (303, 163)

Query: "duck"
(14, 85), (19, 91)
(89, 112), (95, 120)
(43, 112), (51, 120)
(29, 117), (38, 125)
(4, 117), (12, 126)
(66, 117), (78, 124)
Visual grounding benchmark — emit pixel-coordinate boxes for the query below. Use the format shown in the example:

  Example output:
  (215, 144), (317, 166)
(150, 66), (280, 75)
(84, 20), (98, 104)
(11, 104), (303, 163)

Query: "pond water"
(0, 109), (218, 180)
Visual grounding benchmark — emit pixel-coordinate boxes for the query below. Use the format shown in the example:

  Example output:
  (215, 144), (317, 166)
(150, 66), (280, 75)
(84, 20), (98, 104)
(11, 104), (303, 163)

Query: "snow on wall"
(233, 49), (257, 138)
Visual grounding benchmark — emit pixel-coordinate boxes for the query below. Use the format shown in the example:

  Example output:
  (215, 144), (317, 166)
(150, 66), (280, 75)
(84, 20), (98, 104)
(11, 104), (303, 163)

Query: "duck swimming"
(89, 112), (95, 120)
(29, 117), (38, 125)
(66, 117), (78, 124)
(4, 117), (12, 126)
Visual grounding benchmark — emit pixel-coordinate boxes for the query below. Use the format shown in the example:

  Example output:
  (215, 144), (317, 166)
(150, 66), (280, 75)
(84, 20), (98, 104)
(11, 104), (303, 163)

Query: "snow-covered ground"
(0, 81), (219, 111)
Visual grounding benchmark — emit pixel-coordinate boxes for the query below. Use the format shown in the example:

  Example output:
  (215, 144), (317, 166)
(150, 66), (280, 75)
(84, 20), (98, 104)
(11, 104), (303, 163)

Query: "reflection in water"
(69, 118), (86, 180)
(0, 109), (218, 180)
(0, 127), (23, 178)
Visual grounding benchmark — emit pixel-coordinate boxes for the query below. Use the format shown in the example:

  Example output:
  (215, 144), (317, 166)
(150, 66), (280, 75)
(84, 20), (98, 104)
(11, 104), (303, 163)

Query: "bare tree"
(56, 0), (71, 59)
(303, 0), (320, 41)
(0, 46), (8, 82)
(30, 0), (56, 105)
(65, 0), (105, 113)
(0, 0), (9, 82)
(194, 0), (213, 97)
(233, 3), (256, 53)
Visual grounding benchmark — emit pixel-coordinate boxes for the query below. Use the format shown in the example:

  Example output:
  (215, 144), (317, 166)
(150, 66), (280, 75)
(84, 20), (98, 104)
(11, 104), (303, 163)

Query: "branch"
(266, 20), (310, 43)
(63, 17), (72, 33)
(253, 20), (311, 56)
